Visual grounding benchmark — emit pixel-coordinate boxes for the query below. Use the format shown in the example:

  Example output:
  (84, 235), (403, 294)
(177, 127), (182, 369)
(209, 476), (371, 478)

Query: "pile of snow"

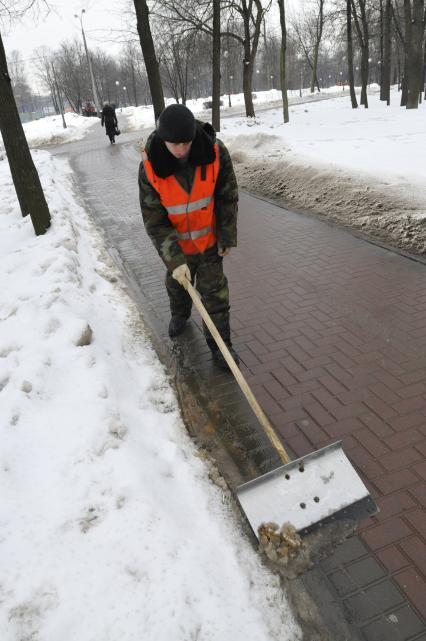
(0, 112), (98, 150)
(0, 150), (300, 641)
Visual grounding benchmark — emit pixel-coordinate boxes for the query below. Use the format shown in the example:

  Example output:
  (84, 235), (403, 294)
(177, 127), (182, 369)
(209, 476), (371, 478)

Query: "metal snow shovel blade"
(183, 280), (378, 537)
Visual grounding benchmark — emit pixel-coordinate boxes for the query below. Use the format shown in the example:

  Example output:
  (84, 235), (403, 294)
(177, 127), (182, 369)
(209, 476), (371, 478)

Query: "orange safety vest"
(143, 144), (219, 254)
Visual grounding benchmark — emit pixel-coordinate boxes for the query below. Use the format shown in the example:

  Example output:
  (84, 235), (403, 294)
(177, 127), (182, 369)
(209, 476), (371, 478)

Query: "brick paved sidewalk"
(57, 125), (426, 640)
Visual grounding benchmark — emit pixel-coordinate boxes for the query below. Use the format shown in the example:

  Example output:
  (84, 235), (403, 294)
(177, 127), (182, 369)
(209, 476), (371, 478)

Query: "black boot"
(211, 345), (240, 371)
(168, 315), (187, 338)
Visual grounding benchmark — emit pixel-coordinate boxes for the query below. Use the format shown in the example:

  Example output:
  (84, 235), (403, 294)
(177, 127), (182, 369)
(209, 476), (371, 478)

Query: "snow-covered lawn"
(0, 112), (97, 150)
(220, 86), (426, 197)
(0, 151), (300, 641)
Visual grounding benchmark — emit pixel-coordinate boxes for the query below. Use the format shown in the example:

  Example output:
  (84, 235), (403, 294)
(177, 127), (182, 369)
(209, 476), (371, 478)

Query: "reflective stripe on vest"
(176, 225), (212, 240)
(143, 144), (219, 254)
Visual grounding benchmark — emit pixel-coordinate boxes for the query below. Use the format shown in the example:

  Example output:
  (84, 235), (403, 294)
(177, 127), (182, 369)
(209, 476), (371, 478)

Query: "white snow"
(218, 86), (426, 201)
(0, 112), (98, 150)
(0, 150), (300, 641)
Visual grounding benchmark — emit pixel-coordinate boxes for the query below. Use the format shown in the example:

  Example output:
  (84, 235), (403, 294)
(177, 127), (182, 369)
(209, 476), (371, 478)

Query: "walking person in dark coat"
(101, 103), (118, 144)
(138, 104), (239, 371)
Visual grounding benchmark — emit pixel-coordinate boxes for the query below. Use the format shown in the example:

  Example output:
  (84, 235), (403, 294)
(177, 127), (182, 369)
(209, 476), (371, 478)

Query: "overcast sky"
(4, 0), (128, 83)
(4, 0), (302, 92)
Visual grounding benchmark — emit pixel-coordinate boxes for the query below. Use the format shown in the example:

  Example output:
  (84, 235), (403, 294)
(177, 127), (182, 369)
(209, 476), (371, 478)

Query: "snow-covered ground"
(221, 86), (425, 195)
(0, 151), (301, 640)
(0, 112), (97, 150)
(218, 86), (426, 256)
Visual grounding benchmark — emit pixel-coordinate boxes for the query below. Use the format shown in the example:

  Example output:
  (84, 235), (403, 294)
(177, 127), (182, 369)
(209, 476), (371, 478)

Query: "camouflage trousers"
(165, 246), (231, 350)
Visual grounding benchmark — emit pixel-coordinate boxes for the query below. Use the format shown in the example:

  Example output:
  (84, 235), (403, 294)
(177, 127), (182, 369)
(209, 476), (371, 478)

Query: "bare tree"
(56, 40), (88, 113)
(382, 0), (392, 104)
(0, 3), (51, 236)
(154, 0), (271, 117)
(34, 47), (60, 113)
(160, 29), (195, 104)
(346, 0), (358, 107)
(133, 0), (165, 120)
(403, 0), (425, 108)
(310, 0), (326, 92)
(212, 0), (220, 130)
(351, 0), (370, 107)
(277, 0), (289, 122)
(291, 0), (328, 92)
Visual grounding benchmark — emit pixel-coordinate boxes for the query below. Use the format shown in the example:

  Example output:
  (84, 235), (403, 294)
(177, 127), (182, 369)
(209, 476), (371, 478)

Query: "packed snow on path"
(0, 149), (301, 641)
(0, 112), (97, 150)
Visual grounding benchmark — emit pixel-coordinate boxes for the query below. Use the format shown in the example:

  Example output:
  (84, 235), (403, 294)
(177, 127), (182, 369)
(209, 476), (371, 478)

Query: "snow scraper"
(184, 281), (378, 537)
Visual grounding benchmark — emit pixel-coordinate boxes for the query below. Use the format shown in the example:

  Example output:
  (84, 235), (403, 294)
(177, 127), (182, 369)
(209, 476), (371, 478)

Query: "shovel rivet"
(285, 474), (290, 480)
(300, 502), (306, 509)
(299, 463), (305, 472)
(314, 496), (320, 503)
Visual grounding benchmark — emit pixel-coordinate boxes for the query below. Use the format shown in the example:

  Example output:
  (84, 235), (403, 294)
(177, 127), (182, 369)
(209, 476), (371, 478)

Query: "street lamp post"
(74, 9), (101, 117)
(115, 80), (119, 108)
(122, 86), (128, 110)
(270, 74), (274, 90)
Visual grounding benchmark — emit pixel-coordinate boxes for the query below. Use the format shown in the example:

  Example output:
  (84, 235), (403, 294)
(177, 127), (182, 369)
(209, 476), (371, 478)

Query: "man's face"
(165, 141), (192, 159)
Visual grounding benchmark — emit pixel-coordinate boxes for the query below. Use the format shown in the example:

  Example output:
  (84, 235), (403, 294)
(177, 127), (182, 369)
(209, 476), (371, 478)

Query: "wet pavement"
(50, 116), (426, 641)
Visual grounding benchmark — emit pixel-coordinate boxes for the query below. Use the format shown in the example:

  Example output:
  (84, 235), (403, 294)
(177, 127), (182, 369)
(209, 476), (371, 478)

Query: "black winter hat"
(157, 104), (196, 143)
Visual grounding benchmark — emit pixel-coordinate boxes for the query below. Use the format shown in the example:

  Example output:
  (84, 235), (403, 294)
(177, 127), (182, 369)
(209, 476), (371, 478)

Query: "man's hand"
(218, 246), (231, 257)
(172, 264), (191, 287)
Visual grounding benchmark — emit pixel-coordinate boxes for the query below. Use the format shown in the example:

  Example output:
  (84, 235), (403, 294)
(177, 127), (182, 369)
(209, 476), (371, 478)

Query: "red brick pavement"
(230, 193), (426, 622)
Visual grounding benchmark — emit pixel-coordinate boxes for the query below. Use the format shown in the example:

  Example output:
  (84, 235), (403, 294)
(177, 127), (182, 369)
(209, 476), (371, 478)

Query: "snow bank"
(0, 112), (97, 150)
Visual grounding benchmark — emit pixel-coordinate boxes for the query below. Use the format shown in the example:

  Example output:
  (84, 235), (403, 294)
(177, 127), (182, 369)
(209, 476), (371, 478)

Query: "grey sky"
(4, 0), (127, 70)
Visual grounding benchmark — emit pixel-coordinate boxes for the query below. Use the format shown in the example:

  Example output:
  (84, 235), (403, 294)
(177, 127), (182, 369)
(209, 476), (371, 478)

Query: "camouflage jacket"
(138, 120), (238, 271)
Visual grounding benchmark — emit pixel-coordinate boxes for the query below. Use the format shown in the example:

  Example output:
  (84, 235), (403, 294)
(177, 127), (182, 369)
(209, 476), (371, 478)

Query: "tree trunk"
(380, 0), (385, 99)
(404, 0), (425, 109)
(360, 48), (369, 107)
(242, 59), (255, 117)
(383, 0), (392, 105)
(0, 31), (50, 236)
(277, 0), (289, 123)
(347, 0), (358, 108)
(311, 0), (324, 93)
(133, 0), (165, 120)
(240, 0), (264, 118)
(352, 0), (369, 107)
(423, 35), (426, 99)
(212, 0), (220, 131)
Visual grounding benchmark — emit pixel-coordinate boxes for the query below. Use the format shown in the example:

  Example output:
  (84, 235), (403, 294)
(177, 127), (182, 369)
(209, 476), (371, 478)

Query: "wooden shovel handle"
(184, 280), (291, 465)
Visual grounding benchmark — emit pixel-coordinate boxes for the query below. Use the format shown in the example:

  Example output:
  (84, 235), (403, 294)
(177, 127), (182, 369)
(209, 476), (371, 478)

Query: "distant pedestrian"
(138, 103), (239, 370)
(101, 103), (118, 144)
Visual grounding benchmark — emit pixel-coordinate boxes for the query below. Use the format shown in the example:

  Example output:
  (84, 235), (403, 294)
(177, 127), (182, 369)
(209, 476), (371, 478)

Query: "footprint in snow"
(79, 505), (104, 533)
